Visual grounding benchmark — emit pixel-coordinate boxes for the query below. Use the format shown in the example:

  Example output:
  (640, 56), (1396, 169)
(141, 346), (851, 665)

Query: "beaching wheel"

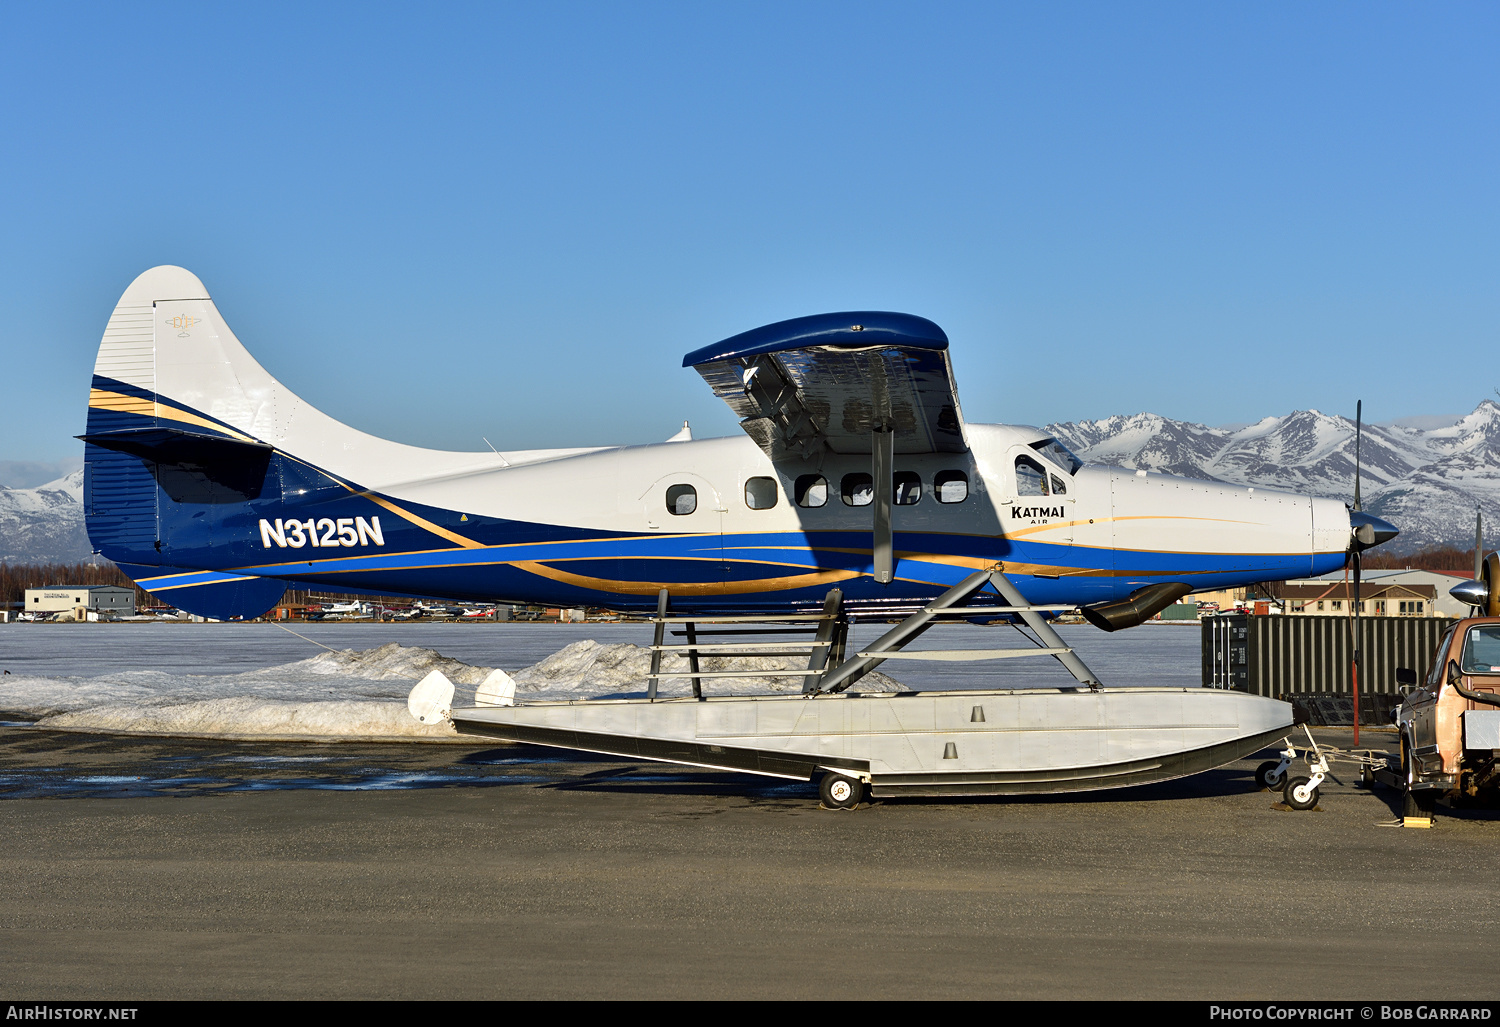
(820, 773), (863, 809)
(1255, 760), (1286, 791)
(1283, 775), (1319, 811)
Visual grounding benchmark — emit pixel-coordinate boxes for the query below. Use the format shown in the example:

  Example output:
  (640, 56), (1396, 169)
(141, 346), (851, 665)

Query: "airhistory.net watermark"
(5, 1008), (137, 1021)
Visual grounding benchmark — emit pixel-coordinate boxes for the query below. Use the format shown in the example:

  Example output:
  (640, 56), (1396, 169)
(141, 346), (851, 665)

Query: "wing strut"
(872, 426), (894, 584)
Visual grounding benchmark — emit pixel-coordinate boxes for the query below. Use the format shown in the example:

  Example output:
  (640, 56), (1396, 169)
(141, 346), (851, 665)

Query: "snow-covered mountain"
(1048, 401), (1500, 554)
(0, 469), (92, 563)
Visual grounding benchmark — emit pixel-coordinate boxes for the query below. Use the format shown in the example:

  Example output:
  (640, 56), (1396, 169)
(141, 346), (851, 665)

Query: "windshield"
(1460, 625), (1500, 674)
(1031, 438), (1082, 475)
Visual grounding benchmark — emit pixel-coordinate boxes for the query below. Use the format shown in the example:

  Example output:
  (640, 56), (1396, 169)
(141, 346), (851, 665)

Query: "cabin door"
(641, 472), (726, 596)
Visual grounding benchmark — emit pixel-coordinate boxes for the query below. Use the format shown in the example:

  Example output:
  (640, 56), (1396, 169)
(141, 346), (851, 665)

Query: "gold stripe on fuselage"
(511, 560), (866, 596)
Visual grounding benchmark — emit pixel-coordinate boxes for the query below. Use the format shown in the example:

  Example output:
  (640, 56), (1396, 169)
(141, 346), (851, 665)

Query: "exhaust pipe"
(1082, 582), (1194, 632)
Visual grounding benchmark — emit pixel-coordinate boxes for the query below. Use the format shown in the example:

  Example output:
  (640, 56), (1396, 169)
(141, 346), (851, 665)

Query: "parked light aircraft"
(88, 265), (1412, 803)
(82, 266), (1397, 626)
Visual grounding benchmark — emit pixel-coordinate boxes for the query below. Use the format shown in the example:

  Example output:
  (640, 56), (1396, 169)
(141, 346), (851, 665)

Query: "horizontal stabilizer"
(79, 425), (273, 459)
(81, 425), (275, 503)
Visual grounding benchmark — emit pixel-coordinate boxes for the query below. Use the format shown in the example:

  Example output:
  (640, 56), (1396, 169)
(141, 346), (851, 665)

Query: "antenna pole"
(1352, 400), (1362, 746)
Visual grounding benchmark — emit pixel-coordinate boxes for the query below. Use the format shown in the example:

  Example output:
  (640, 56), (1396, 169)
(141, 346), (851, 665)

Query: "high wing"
(682, 311), (967, 460)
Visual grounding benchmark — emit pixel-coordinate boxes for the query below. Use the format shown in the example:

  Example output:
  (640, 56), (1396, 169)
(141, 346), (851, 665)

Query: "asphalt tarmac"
(1, 722), (1496, 1000)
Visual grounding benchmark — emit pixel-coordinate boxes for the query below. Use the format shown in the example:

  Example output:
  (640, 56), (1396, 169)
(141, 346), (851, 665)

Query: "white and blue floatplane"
(81, 266), (1397, 804)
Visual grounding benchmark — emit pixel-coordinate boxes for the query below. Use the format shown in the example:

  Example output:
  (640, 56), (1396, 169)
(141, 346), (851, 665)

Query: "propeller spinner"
(1349, 510), (1398, 551)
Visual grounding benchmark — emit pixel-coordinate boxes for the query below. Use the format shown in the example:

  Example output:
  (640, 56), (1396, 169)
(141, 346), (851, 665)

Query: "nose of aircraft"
(1349, 510), (1399, 551)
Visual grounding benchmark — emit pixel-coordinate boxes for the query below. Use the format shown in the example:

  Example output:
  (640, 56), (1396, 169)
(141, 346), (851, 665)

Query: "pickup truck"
(1394, 616), (1500, 805)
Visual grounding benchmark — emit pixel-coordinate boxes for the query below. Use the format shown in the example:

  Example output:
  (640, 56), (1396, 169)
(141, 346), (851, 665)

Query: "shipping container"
(1202, 613), (1451, 697)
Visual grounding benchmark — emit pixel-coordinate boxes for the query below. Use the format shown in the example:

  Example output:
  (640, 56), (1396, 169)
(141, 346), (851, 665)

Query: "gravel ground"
(0, 723), (1495, 1000)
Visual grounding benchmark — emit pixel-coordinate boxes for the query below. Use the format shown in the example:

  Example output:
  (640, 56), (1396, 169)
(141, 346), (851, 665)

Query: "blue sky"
(3, 1), (1496, 483)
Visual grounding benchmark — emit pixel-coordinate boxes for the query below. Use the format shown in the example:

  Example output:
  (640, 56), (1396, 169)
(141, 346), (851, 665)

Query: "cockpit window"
(1031, 438), (1082, 475)
(1461, 625), (1500, 674)
(1015, 456), (1049, 496)
(1050, 474), (1067, 496)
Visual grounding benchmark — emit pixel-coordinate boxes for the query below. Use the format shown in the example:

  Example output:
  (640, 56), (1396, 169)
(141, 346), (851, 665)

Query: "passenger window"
(893, 471), (921, 506)
(795, 474), (827, 508)
(1015, 456), (1049, 496)
(841, 473), (873, 507)
(744, 476), (778, 510)
(934, 470), (968, 504)
(666, 484), (697, 515)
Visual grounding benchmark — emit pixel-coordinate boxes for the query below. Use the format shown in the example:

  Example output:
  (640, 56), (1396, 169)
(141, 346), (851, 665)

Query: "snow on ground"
(0, 622), (1201, 742)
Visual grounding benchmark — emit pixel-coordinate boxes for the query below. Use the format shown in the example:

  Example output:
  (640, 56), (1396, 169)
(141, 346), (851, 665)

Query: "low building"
(23, 585), (137, 620)
(1332, 568), (1473, 619)
(1267, 580), (1437, 618)
(1187, 586), (1249, 614)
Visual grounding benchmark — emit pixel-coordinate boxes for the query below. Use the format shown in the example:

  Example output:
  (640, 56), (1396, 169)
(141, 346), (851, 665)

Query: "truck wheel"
(1255, 760), (1286, 791)
(1283, 776), (1319, 811)
(820, 773), (863, 809)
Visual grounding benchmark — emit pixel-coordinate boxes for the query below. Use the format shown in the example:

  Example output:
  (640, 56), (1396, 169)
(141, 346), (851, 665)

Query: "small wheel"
(1283, 775), (1319, 811)
(820, 773), (863, 809)
(1255, 760), (1286, 791)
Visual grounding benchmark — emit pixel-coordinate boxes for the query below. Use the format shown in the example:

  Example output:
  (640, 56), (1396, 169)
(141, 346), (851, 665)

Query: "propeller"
(1473, 508), (1483, 614)
(1450, 508), (1488, 611)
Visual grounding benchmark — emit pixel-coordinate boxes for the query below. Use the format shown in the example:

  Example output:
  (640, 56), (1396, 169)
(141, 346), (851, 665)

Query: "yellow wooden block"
(1403, 816), (1433, 829)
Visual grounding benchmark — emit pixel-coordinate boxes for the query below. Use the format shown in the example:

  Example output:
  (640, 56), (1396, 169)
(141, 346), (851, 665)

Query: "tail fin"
(82, 266), (499, 619)
(90, 266), (494, 487)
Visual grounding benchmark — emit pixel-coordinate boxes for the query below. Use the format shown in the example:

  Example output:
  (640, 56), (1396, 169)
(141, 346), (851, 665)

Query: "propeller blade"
(1477, 508), (1484, 584)
(1353, 400), (1362, 513)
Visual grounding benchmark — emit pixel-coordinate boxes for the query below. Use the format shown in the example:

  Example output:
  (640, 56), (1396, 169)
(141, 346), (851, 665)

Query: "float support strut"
(647, 588), (668, 700)
(816, 566), (1103, 694)
(988, 570), (1101, 689)
(803, 588), (847, 694)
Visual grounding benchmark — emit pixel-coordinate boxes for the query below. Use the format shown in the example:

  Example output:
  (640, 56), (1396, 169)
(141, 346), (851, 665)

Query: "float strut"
(987, 570), (1101, 690)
